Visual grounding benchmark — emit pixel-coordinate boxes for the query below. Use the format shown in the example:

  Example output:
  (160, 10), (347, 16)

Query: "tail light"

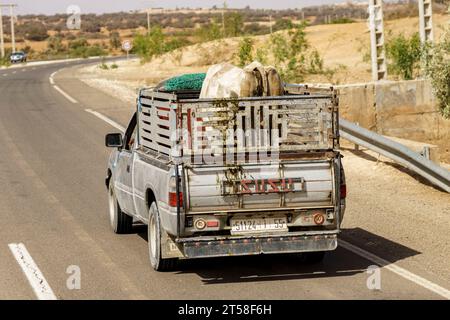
(340, 184), (347, 199)
(168, 176), (183, 207)
(168, 191), (183, 207)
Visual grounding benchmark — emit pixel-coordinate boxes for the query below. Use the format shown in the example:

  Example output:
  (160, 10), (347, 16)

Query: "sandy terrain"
(75, 14), (450, 165)
(77, 14), (449, 90)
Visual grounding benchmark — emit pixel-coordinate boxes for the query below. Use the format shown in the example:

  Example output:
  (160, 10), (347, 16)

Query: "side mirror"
(105, 133), (123, 148)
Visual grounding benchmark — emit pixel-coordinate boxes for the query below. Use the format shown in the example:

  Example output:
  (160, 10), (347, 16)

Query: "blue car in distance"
(10, 51), (27, 64)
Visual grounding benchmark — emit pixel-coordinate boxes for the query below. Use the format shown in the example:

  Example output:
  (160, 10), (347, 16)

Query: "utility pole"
(9, 4), (16, 52)
(369, 0), (387, 81)
(418, 0), (434, 44)
(0, 7), (4, 58)
(269, 14), (272, 34)
(222, 1), (227, 37)
(0, 4), (17, 54)
(147, 8), (151, 34)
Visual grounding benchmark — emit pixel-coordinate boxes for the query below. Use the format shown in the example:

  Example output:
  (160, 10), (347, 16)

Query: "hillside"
(78, 14), (450, 88)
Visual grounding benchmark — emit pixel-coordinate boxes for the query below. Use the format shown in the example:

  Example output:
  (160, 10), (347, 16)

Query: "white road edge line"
(49, 71), (56, 85)
(53, 85), (78, 104)
(8, 243), (57, 300)
(85, 109), (125, 133)
(339, 240), (450, 299)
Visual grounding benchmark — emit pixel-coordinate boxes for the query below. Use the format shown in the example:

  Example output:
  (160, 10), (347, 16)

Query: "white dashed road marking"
(8, 243), (57, 300)
(85, 109), (125, 132)
(53, 85), (78, 104)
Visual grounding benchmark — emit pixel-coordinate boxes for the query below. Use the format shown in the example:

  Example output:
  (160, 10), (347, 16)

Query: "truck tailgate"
(184, 160), (334, 213)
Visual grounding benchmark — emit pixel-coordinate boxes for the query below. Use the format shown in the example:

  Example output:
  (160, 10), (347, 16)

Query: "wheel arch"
(105, 169), (112, 189)
(146, 188), (156, 210)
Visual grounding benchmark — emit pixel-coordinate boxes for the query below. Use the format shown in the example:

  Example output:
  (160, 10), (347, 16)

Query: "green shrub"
(238, 37), (254, 67)
(255, 47), (268, 65)
(386, 33), (422, 80)
(47, 36), (66, 54)
(196, 21), (222, 42)
(133, 26), (188, 62)
(225, 12), (244, 37)
(273, 19), (294, 32)
(269, 23), (309, 82)
(109, 31), (121, 50)
(424, 29), (450, 118)
(308, 49), (324, 74)
(331, 18), (355, 24)
(17, 21), (49, 41)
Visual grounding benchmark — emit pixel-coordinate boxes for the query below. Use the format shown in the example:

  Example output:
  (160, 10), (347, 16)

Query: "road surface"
(0, 60), (448, 300)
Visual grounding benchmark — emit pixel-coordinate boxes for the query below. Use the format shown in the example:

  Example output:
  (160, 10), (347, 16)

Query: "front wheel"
(108, 180), (133, 234)
(148, 202), (177, 271)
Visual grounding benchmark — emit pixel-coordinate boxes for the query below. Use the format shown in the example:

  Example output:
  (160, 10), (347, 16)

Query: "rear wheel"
(108, 180), (133, 234)
(148, 202), (177, 271)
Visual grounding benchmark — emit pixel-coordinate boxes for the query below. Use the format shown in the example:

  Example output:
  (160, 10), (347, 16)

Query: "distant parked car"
(10, 51), (27, 64)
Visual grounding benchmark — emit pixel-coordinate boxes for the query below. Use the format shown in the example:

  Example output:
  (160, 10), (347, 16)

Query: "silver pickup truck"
(105, 84), (346, 271)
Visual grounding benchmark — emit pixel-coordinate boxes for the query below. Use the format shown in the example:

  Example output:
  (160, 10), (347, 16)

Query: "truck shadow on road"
(136, 226), (420, 285)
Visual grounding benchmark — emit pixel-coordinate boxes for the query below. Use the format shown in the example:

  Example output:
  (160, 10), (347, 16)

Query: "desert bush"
(225, 12), (244, 37)
(0, 48), (12, 66)
(255, 47), (268, 65)
(308, 49), (324, 74)
(133, 26), (188, 62)
(238, 37), (254, 66)
(330, 18), (355, 24)
(69, 37), (89, 50)
(243, 23), (268, 35)
(109, 31), (121, 50)
(269, 23), (309, 82)
(386, 33), (422, 80)
(47, 36), (66, 54)
(68, 37), (106, 58)
(197, 21), (222, 42)
(99, 62), (109, 70)
(425, 29), (450, 118)
(81, 20), (102, 33)
(273, 19), (294, 32)
(17, 21), (49, 41)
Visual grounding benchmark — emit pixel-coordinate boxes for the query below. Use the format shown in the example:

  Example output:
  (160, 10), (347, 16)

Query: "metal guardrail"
(339, 118), (450, 193)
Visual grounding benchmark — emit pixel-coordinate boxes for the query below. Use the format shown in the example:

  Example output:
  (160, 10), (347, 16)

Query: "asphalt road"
(0, 60), (448, 300)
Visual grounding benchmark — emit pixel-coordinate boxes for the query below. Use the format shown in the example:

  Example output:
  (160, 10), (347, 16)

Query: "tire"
(108, 180), (133, 234)
(148, 202), (177, 271)
(302, 251), (326, 264)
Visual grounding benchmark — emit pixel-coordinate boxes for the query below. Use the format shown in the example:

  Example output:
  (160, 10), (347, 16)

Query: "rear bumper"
(176, 232), (338, 259)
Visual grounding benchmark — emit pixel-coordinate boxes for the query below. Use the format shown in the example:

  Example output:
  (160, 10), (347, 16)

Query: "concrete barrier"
(334, 79), (450, 163)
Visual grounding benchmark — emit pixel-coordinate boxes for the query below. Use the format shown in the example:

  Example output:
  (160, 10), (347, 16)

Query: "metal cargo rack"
(137, 85), (340, 164)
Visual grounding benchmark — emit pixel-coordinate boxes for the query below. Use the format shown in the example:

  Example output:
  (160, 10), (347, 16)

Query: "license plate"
(231, 217), (288, 235)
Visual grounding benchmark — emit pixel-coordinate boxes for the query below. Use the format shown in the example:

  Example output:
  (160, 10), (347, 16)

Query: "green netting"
(162, 73), (206, 91)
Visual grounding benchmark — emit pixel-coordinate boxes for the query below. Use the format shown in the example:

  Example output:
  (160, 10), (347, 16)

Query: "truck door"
(114, 114), (137, 215)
